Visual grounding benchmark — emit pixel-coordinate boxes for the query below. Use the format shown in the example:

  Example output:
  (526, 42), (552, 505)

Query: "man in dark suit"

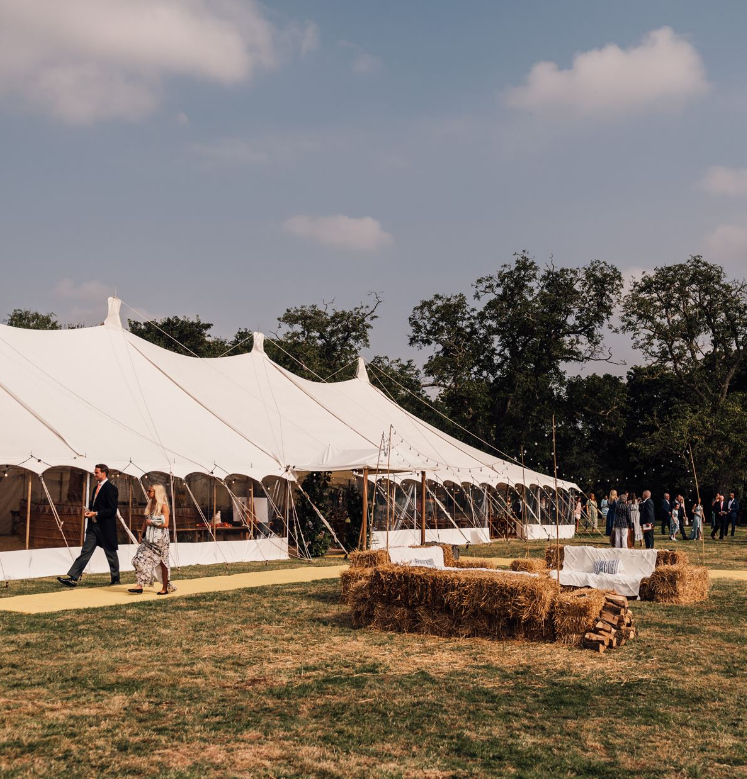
(711, 494), (728, 540)
(640, 490), (656, 549)
(660, 493), (672, 536)
(727, 492), (740, 537)
(57, 464), (120, 587)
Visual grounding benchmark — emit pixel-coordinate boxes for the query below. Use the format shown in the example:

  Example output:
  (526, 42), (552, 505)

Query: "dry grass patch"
(1, 576), (747, 778)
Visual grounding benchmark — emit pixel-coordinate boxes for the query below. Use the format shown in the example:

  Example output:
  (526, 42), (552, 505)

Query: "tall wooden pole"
(250, 480), (255, 539)
(420, 471), (427, 545)
(170, 474), (178, 544)
(520, 446), (529, 554)
(212, 478), (217, 535)
(688, 443), (705, 563)
(25, 473), (32, 550)
(552, 416), (560, 579)
(82, 472), (90, 546)
(361, 468), (369, 550)
(128, 478), (133, 532)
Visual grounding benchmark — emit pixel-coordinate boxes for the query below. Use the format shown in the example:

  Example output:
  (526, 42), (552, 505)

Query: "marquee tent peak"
(104, 297), (123, 330)
(252, 332), (265, 354)
(355, 357), (369, 383)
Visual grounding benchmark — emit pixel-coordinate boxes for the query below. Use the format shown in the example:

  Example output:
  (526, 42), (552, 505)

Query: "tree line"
(7, 254), (747, 504)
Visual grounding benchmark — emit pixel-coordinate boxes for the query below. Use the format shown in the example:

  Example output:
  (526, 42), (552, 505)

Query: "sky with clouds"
(1, 0), (747, 373)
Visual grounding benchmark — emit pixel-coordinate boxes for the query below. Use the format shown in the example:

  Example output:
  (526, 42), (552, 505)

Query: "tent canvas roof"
(0, 298), (578, 491)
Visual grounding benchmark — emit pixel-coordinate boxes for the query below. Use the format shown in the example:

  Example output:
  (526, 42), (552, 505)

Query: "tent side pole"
(212, 479), (217, 536)
(284, 480), (289, 541)
(128, 479), (133, 533)
(420, 471), (427, 545)
(82, 472), (90, 545)
(25, 473), (32, 550)
(170, 475), (178, 544)
(361, 468), (369, 551)
(250, 480), (255, 540)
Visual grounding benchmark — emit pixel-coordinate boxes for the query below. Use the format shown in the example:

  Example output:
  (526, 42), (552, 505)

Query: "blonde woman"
(605, 489), (618, 536)
(129, 484), (175, 595)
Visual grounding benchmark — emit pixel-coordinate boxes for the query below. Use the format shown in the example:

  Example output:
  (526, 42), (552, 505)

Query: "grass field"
(2, 535), (747, 778)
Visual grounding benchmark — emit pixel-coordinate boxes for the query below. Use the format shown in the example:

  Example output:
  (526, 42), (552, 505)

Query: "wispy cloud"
(505, 27), (709, 120)
(53, 279), (112, 302)
(0, 0), (315, 125)
(189, 134), (320, 167)
(283, 214), (393, 251)
(339, 40), (383, 75)
(700, 166), (747, 196)
(704, 224), (747, 268)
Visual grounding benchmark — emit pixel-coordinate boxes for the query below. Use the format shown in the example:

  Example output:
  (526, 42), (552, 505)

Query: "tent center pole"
(420, 471), (426, 545)
(25, 473), (32, 550)
(361, 468), (369, 551)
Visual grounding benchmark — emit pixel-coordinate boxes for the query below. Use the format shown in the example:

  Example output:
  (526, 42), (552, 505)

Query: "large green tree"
(409, 253), (624, 466)
(128, 315), (230, 357)
(621, 256), (747, 491)
(265, 295), (382, 380)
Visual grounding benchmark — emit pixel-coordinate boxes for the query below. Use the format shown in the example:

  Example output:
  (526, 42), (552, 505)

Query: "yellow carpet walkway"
(1, 560), (745, 615)
(0, 565), (348, 615)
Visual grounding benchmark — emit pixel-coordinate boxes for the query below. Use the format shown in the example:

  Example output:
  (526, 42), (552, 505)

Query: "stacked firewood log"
(582, 594), (636, 653)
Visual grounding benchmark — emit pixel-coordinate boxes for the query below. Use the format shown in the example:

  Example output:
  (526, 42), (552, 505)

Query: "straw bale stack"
(510, 558), (548, 573)
(361, 564), (559, 641)
(553, 588), (607, 644)
(348, 549), (390, 569)
(655, 549), (689, 567)
(340, 567), (375, 601)
(639, 564), (709, 604)
(454, 557), (502, 570)
(342, 561), (637, 649)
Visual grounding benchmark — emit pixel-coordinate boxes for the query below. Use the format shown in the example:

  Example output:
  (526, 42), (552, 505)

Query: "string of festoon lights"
(386, 428), (578, 485)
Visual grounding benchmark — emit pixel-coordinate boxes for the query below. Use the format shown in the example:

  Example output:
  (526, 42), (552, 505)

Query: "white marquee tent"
(0, 299), (578, 579)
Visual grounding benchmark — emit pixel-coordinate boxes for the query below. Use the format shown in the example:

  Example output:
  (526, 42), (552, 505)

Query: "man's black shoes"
(109, 578), (120, 585)
(57, 576), (77, 588)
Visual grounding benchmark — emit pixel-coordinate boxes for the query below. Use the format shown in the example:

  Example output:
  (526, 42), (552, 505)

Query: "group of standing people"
(709, 493), (740, 540)
(56, 463), (175, 594)
(581, 491), (656, 549)
(658, 493), (704, 542)
(578, 488), (742, 548)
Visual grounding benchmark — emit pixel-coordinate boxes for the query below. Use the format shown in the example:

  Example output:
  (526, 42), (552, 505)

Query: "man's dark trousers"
(67, 527), (120, 580)
(66, 479), (120, 581)
(643, 529), (655, 549)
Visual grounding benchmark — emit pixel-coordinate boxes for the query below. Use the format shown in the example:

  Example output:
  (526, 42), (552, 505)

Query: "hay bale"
(413, 606), (465, 638)
(545, 545), (565, 570)
(340, 567), (374, 602)
(553, 588), (607, 644)
(347, 576), (376, 627)
(348, 549), (390, 569)
(454, 557), (501, 570)
(655, 549), (689, 567)
(370, 565), (559, 640)
(370, 603), (416, 633)
(639, 564), (709, 604)
(510, 558), (548, 573)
